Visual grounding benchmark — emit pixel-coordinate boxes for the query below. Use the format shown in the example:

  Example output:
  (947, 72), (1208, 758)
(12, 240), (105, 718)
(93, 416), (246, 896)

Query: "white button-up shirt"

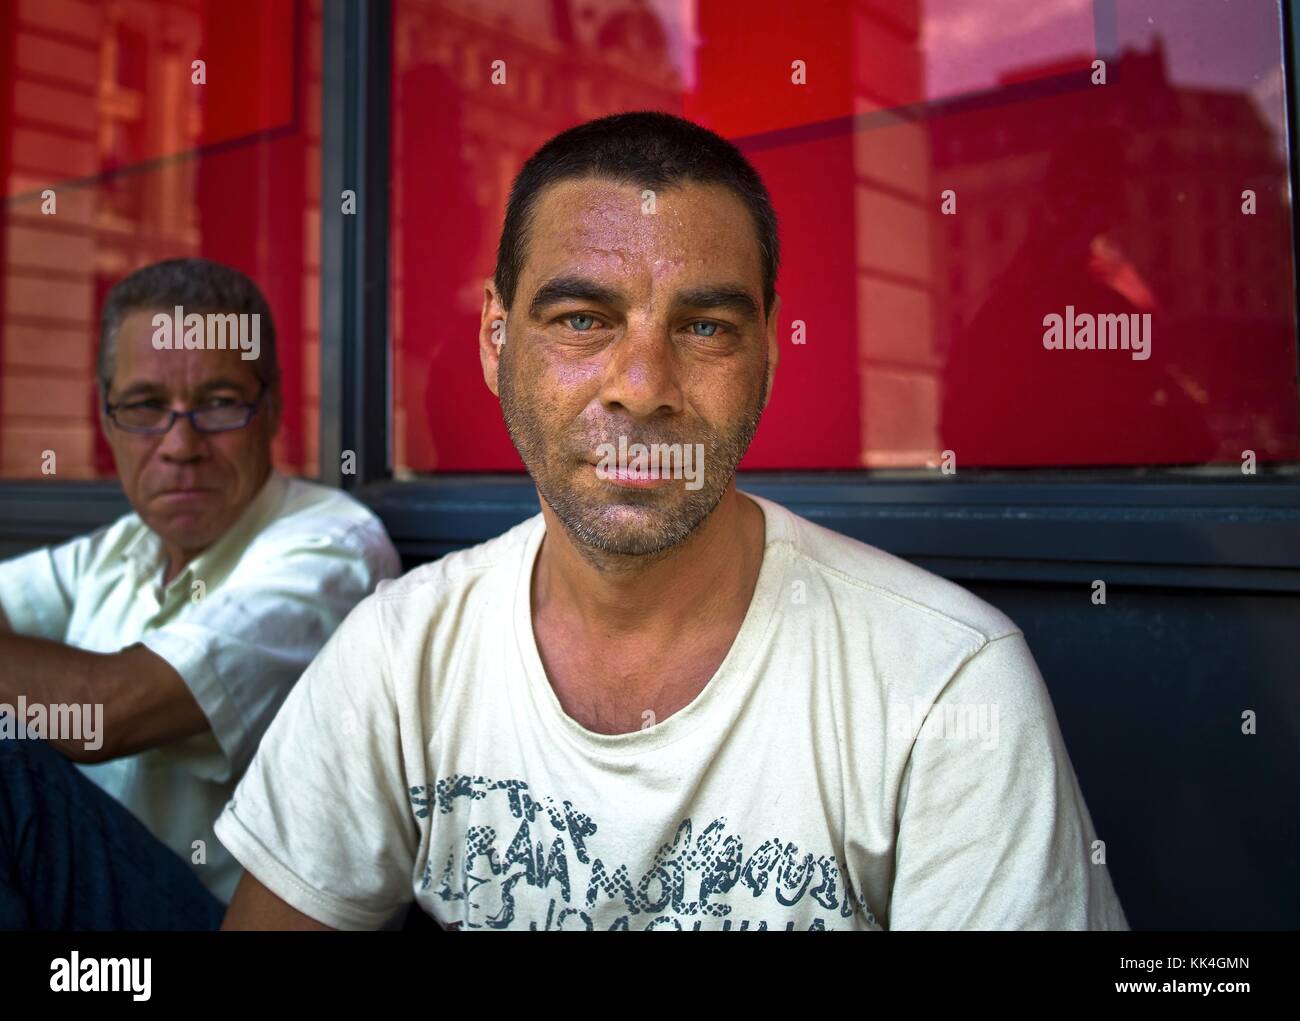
(0, 470), (401, 902)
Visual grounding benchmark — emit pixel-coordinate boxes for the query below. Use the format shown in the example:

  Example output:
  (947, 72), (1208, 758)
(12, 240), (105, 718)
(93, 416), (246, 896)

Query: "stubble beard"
(498, 344), (767, 561)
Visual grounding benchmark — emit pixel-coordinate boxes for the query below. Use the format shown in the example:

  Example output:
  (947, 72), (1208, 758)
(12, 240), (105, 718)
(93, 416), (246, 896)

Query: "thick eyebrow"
(191, 377), (254, 396)
(110, 381), (166, 403)
(674, 285), (761, 323)
(527, 275), (761, 324)
(528, 276), (623, 321)
(110, 377), (251, 403)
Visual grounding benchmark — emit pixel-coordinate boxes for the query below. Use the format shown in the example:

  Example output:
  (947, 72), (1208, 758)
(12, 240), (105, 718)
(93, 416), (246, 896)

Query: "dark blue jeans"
(0, 734), (225, 930)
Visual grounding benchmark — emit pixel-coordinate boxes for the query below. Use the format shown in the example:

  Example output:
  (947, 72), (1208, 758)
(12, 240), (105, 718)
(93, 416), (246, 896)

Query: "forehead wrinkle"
(530, 182), (761, 308)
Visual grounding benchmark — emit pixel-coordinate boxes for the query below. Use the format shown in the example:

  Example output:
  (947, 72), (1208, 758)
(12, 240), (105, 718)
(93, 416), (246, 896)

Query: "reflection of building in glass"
(936, 40), (1290, 347)
(4, 3), (109, 478)
(849, 0), (930, 467)
(3, 2), (201, 478)
(1, 0), (319, 479)
(933, 39), (1297, 465)
(12, 2), (1287, 477)
(391, 0), (681, 473)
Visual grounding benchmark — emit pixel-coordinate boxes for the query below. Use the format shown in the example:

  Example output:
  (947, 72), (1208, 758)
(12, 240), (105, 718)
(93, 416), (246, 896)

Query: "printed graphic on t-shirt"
(410, 774), (877, 931)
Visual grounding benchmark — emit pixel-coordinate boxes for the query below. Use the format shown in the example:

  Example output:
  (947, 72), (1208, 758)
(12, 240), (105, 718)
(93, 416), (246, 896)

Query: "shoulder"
(747, 494), (1052, 748)
(372, 511), (540, 605)
(0, 512), (137, 623)
(65, 510), (151, 572)
(274, 476), (389, 535)
(326, 512), (540, 668)
(750, 492), (1020, 650)
(249, 476), (397, 564)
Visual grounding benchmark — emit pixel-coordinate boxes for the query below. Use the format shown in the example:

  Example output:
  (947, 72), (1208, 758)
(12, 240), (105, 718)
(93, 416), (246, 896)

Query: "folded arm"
(0, 631), (208, 763)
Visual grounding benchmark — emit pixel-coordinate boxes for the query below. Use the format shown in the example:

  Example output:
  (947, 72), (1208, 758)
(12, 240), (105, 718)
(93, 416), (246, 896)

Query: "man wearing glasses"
(0, 257), (400, 930)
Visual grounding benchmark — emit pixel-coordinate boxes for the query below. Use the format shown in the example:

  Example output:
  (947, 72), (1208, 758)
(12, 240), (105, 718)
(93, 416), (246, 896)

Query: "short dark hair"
(97, 257), (280, 395)
(493, 111), (780, 317)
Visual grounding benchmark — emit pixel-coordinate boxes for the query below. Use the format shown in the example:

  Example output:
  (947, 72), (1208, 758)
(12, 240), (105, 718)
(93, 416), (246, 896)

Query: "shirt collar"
(121, 521), (165, 582)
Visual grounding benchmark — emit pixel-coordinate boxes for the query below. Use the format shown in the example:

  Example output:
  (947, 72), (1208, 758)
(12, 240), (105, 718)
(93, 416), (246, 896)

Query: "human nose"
(156, 410), (209, 462)
(597, 314), (684, 419)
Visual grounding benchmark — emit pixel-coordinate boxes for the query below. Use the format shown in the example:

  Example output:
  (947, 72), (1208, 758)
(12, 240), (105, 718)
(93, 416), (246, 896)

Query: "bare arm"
(221, 872), (336, 931)
(0, 632), (208, 763)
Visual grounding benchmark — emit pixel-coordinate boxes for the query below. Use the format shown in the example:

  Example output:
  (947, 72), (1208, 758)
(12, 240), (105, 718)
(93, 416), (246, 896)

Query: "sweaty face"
(103, 308), (279, 568)
(491, 178), (776, 557)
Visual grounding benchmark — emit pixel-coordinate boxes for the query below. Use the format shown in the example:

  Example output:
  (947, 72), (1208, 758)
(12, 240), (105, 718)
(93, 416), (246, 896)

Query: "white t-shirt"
(214, 492), (1129, 930)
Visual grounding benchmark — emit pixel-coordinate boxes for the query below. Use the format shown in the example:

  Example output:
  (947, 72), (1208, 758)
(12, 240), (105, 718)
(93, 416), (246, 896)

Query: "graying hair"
(97, 257), (280, 397)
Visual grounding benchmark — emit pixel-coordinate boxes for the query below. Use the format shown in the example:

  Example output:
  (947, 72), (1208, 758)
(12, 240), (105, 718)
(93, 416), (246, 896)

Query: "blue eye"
(689, 321), (722, 337)
(564, 314), (598, 331)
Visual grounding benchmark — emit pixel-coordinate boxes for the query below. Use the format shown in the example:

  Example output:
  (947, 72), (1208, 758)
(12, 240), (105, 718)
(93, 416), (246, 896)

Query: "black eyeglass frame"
(103, 381), (270, 435)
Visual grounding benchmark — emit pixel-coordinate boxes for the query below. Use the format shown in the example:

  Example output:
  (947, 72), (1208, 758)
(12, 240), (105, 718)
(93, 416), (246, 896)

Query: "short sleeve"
(213, 592), (417, 930)
(138, 521), (400, 783)
(888, 631), (1129, 930)
(0, 530), (101, 639)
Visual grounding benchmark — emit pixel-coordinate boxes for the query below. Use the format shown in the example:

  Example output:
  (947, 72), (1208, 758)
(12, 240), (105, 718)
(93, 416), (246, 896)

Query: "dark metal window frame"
(2, 0), (1299, 594)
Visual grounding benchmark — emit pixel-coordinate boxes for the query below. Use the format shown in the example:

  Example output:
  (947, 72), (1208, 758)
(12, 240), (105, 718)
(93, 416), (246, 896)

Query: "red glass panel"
(1, 0), (320, 479)
(390, 0), (1298, 472)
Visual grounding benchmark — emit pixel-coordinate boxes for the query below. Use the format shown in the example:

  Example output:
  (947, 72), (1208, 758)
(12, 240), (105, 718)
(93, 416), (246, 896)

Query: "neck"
(161, 549), (196, 588)
(160, 465), (274, 587)
(533, 484), (765, 638)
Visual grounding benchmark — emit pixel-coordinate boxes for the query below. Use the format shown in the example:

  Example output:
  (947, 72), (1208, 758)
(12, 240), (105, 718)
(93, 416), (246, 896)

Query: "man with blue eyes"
(218, 112), (1127, 931)
(0, 258), (400, 930)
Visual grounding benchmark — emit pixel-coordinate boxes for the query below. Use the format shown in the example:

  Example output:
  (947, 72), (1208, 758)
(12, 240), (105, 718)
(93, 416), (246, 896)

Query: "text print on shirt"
(411, 774), (877, 931)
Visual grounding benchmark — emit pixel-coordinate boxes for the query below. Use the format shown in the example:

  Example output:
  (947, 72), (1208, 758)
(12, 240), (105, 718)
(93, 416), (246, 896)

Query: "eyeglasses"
(105, 382), (268, 435)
